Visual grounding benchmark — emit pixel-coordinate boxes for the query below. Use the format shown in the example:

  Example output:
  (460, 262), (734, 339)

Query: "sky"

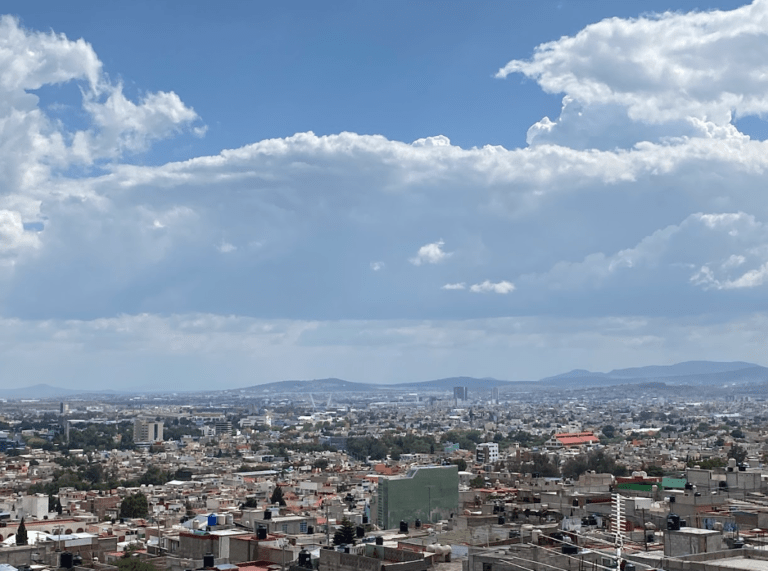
(1, 0), (768, 390)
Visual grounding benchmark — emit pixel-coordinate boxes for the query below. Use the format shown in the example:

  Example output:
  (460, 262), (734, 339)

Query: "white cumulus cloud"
(469, 280), (516, 294)
(410, 240), (452, 266)
(498, 0), (768, 126)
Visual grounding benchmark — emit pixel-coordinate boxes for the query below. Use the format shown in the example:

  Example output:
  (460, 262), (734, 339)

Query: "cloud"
(218, 241), (236, 253)
(497, 1), (768, 125)
(0, 210), (40, 270)
(0, 15), (202, 203)
(3, 7), (768, 386)
(469, 280), (515, 294)
(521, 212), (768, 297)
(410, 240), (452, 266)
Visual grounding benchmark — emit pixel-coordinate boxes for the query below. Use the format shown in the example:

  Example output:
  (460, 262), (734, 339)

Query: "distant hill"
(3, 361), (765, 398)
(605, 361), (756, 379)
(386, 376), (528, 391)
(542, 361), (767, 389)
(0, 384), (81, 400)
(240, 378), (376, 393)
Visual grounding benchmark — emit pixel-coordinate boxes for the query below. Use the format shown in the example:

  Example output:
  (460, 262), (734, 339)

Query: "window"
(282, 524), (288, 533)
(300, 521), (308, 533)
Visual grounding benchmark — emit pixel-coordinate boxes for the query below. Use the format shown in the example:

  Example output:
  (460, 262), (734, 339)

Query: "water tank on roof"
(226, 514), (234, 525)
(400, 521), (408, 533)
(307, 525), (314, 535)
(217, 514), (225, 525)
(60, 552), (73, 569)
(207, 514), (217, 527)
(356, 526), (365, 538)
(498, 515), (505, 525)
(204, 554), (215, 569)
(667, 514), (680, 531)
(298, 549), (312, 569)
(562, 545), (578, 555)
(264, 510), (272, 520)
(257, 525), (267, 540)
(415, 518), (421, 529)
(376, 536), (384, 545)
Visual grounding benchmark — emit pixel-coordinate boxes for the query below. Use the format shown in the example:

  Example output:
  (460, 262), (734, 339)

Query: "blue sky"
(1, 1), (768, 390)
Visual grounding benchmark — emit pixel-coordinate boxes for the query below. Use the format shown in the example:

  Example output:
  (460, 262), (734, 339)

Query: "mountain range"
(2, 361), (766, 399)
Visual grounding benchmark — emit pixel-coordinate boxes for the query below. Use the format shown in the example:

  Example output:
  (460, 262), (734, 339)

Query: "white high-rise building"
(134, 418), (163, 443)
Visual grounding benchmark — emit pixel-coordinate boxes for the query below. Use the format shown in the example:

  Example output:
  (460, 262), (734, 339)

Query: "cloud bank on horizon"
(2, 3), (768, 388)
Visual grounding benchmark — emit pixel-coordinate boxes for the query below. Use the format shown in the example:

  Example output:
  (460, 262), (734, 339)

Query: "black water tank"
(264, 510), (272, 520)
(667, 514), (680, 531)
(684, 482), (693, 490)
(562, 545), (578, 555)
(415, 518), (421, 529)
(298, 549), (312, 568)
(60, 552), (73, 569)
(362, 515), (368, 524)
(356, 526), (365, 538)
(257, 525), (268, 540)
(400, 521), (408, 533)
(624, 564), (636, 571)
(203, 554), (215, 569)
(498, 515), (505, 525)
(307, 525), (314, 535)
(376, 536), (384, 545)
(669, 495), (676, 503)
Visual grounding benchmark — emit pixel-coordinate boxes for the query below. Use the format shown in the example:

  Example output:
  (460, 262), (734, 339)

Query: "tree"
(16, 517), (28, 546)
(728, 444), (748, 464)
(270, 486), (286, 506)
(450, 458), (467, 472)
(56, 498), (63, 515)
(116, 558), (158, 571)
(469, 475), (486, 488)
(139, 466), (170, 486)
(333, 518), (356, 546)
(601, 425), (616, 439)
(562, 450), (626, 479)
(242, 497), (259, 509)
(645, 466), (664, 478)
(120, 492), (149, 519)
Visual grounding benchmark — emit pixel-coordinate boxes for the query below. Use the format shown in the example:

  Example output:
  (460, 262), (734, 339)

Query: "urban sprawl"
(0, 379), (766, 571)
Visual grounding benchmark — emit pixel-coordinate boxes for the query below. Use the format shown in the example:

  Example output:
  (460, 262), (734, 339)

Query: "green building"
(376, 465), (459, 529)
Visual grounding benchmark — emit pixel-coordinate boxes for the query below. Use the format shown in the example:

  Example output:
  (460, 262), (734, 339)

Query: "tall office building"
(134, 418), (164, 443)
(453, 386), (468, 403)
